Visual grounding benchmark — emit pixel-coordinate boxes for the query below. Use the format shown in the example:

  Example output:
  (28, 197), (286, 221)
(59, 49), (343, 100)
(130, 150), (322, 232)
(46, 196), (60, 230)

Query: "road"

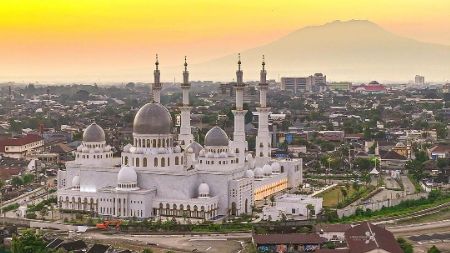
(80, 232), (250, 253)
(401, 175), (416, 194)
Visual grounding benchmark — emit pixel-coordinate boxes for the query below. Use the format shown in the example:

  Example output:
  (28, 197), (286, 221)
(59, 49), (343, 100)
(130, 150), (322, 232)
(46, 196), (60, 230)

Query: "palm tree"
(306, 204), (315, 219)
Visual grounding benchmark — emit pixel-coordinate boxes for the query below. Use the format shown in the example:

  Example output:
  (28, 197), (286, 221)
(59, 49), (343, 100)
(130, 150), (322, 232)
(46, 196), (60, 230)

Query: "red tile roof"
(0, 134), (42, 152)
(345, 222), (403, 253)
(253, 233), (327, 245)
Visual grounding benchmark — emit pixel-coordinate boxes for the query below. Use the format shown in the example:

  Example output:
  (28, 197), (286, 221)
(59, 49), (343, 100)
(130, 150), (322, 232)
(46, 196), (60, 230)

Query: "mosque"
(57, 56), (303, 220)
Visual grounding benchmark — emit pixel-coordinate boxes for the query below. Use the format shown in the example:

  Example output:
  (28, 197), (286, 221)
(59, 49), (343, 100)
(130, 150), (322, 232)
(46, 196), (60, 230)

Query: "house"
(345, 222), (403, 253)
(429, 145), (450, 160)
(87, 243), (111, 253)
(262, 194), (323, 221)
(379, 150), (408, 169)
(253, 233), (327, 252)
(0, 134), (44, 159)
(57, 240), (88, 252)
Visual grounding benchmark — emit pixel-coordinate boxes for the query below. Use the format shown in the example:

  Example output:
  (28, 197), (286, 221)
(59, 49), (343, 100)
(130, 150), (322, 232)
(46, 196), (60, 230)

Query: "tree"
(142, 249), (154, 253)
(428, 245), (441, 253)
(22, 174), (34, 184)
(11, 176), (24, 187)
(397, 237), (413, 253)
(39, 208), (48, 219)
(270, 195), (275, 206)
(11, 230), (47, 253)
(306, 204), (315, 219)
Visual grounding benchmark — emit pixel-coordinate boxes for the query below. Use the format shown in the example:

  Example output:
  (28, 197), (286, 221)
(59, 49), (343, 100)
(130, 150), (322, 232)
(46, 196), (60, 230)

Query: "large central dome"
(133, 103), (172, 135)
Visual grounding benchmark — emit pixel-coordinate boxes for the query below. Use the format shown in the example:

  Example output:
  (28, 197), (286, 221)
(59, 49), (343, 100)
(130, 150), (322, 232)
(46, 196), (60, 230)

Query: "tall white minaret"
(153, 54), (161, 103)
(179, 56), (194, 147)
(255, 55), (271, 163)
(231, 54), (248, 165)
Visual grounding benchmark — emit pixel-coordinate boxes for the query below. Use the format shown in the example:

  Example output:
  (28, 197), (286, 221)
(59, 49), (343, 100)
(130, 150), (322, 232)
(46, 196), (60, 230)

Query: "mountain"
(190, 20), (450, 82)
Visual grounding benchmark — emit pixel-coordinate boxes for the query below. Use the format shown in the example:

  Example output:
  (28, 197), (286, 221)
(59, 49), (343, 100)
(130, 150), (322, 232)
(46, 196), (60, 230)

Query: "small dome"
(94, 147), (102, 153)
(133, 103), (172, 135)
(246, 153), (253, 162)
(198, 183), (210, 197)
(199, 149), (206, 157)
(103, 145), (111, 152)
(254, 167), (264, 178)
(72, 175), (80, 187)
(123, 144), (132, 153)
(271, 162), (281, 172)
(204, 126), (229, 146)
(117, 166), (137, 184)
(244, 169), (254, 178)
(174, 146), (182, 153)
(77, 145), (83, 152)
(263, 164), (272, 176)
(186, 142), (203, 157)
(82, 147), (89, 153)
(83, 123), (105, 142)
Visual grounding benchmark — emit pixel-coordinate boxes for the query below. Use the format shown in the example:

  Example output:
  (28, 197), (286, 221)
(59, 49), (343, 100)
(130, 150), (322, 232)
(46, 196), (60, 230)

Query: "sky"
(1, 0), (450, 83)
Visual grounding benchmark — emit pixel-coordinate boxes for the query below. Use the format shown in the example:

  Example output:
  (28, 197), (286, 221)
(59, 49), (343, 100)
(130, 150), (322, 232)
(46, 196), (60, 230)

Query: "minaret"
(179, 56), (194, 147)
(231, 54), (248, 165)
(255, 55), (271, 163)
(153, 54), (161, 103)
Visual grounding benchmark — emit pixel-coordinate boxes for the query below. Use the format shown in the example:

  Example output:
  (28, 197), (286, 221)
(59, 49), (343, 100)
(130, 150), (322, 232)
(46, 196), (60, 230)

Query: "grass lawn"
(319, 185), (357, 208)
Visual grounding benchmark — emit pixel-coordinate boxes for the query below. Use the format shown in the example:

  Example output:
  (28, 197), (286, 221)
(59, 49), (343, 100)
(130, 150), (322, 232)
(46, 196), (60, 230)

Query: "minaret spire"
(153, 54), (161, 103)
(255, 55), (271, 162)
(179, 56), (193, 147)
(232, 53), (247, 165)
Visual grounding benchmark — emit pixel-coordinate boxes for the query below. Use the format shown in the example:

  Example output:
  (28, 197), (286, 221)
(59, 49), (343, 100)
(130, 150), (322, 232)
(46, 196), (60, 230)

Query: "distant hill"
(189, 20), (450, 82)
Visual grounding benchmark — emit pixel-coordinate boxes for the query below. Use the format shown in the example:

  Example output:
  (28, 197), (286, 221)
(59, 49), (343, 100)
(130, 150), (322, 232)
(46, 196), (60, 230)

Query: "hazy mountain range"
(187, 20), (450, 83)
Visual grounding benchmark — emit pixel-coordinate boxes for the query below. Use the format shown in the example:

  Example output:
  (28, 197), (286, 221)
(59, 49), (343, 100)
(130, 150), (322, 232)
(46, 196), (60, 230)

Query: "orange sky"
(1, 0), (449, 82)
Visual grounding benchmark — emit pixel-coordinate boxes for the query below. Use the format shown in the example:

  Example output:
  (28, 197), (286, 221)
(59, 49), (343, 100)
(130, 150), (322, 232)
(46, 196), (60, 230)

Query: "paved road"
(80, 232), (250, 253)
(401, 175), (416, 194)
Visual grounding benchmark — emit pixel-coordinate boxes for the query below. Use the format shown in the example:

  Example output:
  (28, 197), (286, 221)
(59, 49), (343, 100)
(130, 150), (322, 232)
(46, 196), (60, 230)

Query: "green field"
(318, 185), (357, 207)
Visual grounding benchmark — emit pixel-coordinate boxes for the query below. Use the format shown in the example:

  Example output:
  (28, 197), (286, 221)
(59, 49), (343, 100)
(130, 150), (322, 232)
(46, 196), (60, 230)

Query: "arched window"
(167, 158), (170, 166)
(153, 140), (156, 148)
(135, 158), (140, 167)
(138, 139), (141, 147)
(124, 156), (129, 165)
(154, 157), (158, 167)
(161, 157), (165, 167)
(175, 156), (179, 165)
(158, 139), (161, 147)
(143, 158), (147, 167)
(147, 139), (150, 147)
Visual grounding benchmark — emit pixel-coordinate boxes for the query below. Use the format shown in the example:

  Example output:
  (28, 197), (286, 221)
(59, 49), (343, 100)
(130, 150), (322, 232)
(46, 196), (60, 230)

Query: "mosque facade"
(57, 56), (302, 220)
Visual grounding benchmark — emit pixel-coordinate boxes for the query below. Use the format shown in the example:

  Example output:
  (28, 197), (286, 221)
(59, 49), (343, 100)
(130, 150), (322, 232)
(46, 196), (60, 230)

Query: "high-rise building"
(415, 75), (425, 86)
(280, 73), (326, 94)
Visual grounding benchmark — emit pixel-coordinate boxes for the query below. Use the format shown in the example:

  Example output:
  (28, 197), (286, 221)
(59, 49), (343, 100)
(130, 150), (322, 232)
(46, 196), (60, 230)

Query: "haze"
(1, 0), (450, 83)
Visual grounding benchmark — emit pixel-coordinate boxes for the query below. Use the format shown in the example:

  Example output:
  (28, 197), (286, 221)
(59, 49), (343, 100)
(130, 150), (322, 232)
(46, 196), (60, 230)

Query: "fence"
(337, 192), (429, 218)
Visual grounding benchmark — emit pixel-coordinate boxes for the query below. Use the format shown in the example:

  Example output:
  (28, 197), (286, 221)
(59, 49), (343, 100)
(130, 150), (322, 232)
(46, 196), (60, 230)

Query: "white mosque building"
(57, 55), (302, 220)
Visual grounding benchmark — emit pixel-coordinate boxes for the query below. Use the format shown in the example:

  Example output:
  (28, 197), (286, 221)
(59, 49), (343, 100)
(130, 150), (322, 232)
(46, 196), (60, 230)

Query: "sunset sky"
(1, 0), (450, 83)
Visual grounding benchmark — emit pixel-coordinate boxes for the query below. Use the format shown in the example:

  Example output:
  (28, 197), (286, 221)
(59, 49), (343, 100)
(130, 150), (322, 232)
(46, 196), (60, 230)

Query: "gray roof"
(133, 103), (172, 135)
(186, 141), (203, 157)
(83, 123), (105, 142)
(204, 126), (229, 146)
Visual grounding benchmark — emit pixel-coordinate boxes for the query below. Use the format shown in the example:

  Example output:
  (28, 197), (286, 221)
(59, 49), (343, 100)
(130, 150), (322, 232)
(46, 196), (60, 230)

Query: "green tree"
(428, 245), (441, 253)
(11, 176), (24, 187)
(397, 237), (413, 253)
(22, 174), (34, 184)
(142, 249), (154, 253)
(11, 230), (47, 253)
